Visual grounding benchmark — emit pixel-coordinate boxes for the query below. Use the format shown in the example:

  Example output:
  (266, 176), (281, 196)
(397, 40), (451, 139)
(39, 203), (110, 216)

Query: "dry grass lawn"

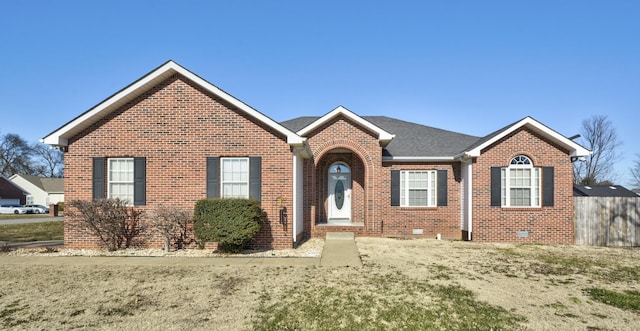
(1, 238), (639, 330)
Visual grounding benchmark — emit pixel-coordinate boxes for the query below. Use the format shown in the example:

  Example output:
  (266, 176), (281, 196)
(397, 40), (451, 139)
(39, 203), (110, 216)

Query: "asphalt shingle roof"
(280, 116), (481, 158)
(573, 185), (639, 197)
(18, 175), (64, 193)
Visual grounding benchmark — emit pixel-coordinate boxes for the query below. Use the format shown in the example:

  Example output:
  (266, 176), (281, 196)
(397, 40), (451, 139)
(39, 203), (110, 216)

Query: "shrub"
(150, 205), (194, 252)
(67, 199), (146, 251)
(193, 198), (263, 253)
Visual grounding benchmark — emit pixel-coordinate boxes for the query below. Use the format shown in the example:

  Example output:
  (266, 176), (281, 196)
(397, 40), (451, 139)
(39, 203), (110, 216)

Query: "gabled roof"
(574, 185), (639, 197)
(0, 176), (29, 197)
(10, 174), (63, 193)
(295, 106), (395, 147)
(281, 115), (480, 160)
(42, 60), (305, 147)
(460, 116), (591, 158)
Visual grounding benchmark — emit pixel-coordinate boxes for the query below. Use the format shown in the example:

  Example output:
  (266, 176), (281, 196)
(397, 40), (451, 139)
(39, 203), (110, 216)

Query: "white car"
(24, 204), (50, 214)
(0, 204), (30, 214)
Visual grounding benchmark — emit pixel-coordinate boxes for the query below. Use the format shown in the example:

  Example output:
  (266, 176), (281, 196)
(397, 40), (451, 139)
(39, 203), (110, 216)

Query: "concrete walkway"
(0, 232), (362, 267)
(320, 232), (362, 267)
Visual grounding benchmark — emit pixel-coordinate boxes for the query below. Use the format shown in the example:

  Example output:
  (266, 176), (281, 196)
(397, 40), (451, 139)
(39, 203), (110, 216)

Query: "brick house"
(43, 61), (590, 249)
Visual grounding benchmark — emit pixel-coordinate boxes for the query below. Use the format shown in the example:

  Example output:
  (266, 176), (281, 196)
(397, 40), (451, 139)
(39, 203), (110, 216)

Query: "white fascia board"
(466, 117), (591, 158)
(297, 106), (395, 142)
(382, 156), (456, 162)
(42, 61), (304, 147)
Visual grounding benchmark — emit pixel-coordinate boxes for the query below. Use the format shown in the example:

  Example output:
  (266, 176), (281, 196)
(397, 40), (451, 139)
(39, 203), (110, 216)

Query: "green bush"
(193, 198), (264, 252)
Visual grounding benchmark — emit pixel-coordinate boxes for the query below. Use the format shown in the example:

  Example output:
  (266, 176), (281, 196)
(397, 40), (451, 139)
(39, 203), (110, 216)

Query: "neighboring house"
(43, 61), (591, 249)
(9, 174), (64, 206)
(0, 176), (29, 205)
(574, 184), (639, 197)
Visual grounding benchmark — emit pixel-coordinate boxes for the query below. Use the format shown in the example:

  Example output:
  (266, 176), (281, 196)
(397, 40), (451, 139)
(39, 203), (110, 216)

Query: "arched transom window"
(501, 155), (541, 207)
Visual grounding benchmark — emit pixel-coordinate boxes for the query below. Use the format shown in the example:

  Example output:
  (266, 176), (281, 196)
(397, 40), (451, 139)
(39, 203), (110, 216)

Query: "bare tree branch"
(630, 154), (640, 190)
(573, 115), (621, 185)
(32, 143), (64, 177)
(0, 133), (35, 177)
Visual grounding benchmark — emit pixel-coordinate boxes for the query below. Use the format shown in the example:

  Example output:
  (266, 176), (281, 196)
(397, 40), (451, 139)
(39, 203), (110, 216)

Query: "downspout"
(466, 160), (473, 241)
(292, 152), (299, 244)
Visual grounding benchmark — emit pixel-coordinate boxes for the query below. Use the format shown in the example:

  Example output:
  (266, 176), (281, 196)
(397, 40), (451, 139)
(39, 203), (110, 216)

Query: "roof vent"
(610, 186), (617, 190)
(585, 186), (592, 189)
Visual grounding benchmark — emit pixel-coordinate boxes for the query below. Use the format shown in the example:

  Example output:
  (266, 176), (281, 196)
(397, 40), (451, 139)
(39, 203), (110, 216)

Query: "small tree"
(67, 199), (147, 251)
(193, 198), (263, 253)
(150, 205), (194, 252)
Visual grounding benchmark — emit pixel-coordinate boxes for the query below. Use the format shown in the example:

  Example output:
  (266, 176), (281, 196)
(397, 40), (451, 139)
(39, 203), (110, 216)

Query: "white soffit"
(42, 61), (304, 146)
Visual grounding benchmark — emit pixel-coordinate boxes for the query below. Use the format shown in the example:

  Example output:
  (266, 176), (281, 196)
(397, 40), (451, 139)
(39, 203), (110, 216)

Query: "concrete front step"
(325, 232), (355, 240)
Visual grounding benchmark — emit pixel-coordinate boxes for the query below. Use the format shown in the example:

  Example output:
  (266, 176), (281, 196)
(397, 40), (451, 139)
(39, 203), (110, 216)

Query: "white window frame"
(107, 158), (134, 204)
(400, 170), (437, 207)
(221, 157), (249, 198)
(501, 155), (541, 208)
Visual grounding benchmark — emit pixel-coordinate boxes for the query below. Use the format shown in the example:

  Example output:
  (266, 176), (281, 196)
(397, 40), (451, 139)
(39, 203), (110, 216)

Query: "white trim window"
(108, 158), (134, 204)
(400, 170), (437, 207)
(221, 157), (249, 198)
(501, 155), (541, 207)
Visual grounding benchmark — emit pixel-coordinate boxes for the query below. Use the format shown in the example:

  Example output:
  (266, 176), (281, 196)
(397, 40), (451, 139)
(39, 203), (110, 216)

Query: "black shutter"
(543, 167), (554, 207)
(437, 170), (448, 206)
(92, 157), (105, 200)
(491, 167), (501, 207)
(206, 157), (220, 198)
(249, 156), (262, 201)
(391, 170), (400, 206)
(133, 157), (146, 206)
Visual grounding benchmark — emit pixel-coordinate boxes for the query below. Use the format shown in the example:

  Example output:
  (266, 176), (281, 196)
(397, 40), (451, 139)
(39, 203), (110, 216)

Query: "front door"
(328, 163), (351, 220)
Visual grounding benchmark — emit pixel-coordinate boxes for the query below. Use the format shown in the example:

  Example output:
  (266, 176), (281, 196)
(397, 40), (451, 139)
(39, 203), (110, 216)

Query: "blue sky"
(1, 1), (638, 184)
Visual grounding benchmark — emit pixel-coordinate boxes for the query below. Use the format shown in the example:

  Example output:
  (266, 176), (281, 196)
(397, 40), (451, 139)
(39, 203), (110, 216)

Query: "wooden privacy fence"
(574, 196), (640, 246)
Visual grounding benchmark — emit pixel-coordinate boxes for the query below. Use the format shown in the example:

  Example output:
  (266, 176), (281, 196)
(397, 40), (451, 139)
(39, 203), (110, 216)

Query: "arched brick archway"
(305, 139), (380, 238)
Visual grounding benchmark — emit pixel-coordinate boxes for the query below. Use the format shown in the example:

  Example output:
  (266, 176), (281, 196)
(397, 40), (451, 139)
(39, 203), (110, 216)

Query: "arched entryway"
(314, 149), (366, 226)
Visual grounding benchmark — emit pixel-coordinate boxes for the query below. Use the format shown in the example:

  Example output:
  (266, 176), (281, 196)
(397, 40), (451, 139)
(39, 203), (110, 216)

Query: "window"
(501, 155), (540, 207)
(400, 170), (437, 207)
(221, 158), (249, 198)
(108, 158), (134, 204)
(206, 156), (261, 200)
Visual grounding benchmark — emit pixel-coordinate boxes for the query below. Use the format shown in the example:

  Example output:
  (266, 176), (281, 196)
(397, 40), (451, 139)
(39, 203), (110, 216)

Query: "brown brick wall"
(380, 162), (463, 240)
(303, 116), (383, 237)
(64, 74), (294, 249)
(471, 127), (574, 244)
(62, 74), (576, 249)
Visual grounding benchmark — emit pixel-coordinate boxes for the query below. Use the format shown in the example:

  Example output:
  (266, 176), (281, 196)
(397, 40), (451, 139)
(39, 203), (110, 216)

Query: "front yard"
(0, 238), (639, 330)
